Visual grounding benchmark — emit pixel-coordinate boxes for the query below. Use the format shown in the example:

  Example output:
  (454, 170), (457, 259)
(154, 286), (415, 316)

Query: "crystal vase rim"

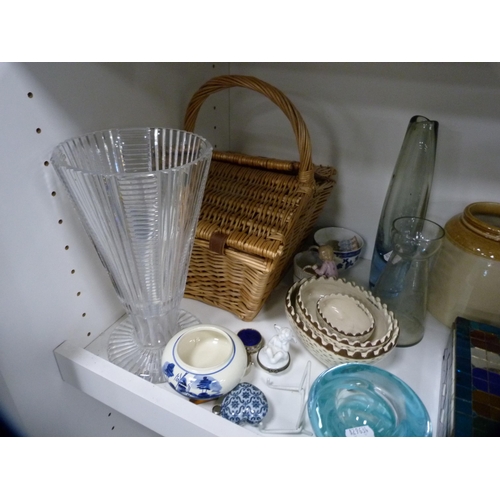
(50, 127), (213, 177)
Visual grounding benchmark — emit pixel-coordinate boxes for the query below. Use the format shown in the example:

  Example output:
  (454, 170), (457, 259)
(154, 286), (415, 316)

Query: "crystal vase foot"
(51, 128), (212, 383)
(108, 309), (200, 382)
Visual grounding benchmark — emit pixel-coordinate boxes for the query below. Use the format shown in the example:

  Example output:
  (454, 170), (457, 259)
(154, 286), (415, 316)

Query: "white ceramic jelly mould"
(316, 293), (375, 342)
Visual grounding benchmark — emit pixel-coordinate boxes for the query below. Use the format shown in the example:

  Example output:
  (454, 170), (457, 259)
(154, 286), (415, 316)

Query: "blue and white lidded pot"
(162, 324), (248, 401)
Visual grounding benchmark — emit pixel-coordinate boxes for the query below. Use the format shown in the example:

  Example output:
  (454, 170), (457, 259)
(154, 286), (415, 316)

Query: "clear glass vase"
(369, 115), (438, 289)
(373, 217), (444, 347)
(51, 128), (212, 383)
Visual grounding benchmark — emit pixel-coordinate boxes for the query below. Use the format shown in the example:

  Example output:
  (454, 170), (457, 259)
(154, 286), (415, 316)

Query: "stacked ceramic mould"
(285, 276), (399, 367)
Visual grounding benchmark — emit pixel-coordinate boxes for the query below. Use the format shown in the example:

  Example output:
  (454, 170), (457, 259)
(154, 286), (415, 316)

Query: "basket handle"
(183, 74), (314, 187)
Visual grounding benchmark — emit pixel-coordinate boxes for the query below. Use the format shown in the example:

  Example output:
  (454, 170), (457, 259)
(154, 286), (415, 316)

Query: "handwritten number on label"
(345, 425), (374, 437)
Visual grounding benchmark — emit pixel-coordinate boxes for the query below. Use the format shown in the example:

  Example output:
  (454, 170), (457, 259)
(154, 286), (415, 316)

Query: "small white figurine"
(313, 244), (339, 279)
(257, 325), (297, 373)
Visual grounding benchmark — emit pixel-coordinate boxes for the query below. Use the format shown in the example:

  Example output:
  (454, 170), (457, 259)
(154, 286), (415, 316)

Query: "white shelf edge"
(53, 259), (451, 437)
(54, 340), (256, 437)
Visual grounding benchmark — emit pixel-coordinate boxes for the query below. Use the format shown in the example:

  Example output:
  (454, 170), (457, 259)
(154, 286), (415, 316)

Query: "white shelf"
(54, 259), (451, 437)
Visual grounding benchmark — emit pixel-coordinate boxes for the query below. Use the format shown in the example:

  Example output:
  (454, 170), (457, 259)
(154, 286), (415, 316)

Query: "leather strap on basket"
(183, 75), (315, 190)
(209, 231), (229, 255)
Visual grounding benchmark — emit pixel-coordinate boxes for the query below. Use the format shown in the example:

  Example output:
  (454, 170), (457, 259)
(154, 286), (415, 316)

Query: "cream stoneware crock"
(428, 202), (500, 328)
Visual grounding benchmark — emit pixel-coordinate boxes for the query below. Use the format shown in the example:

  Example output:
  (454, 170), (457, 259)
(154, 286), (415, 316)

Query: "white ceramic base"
(257, 348), (290, 373)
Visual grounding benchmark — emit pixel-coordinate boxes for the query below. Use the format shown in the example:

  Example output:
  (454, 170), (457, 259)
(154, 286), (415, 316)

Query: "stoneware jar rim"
(446, 202), (500, 260)
(463, 202), (500, 240)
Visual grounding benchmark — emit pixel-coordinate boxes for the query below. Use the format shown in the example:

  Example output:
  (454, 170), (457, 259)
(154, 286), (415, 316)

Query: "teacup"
(293, 250), (322, 282)
(313, 227), (364, 271)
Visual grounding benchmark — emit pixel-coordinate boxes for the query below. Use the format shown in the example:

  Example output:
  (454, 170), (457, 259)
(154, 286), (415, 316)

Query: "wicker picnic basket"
(183, 75), (337, 320)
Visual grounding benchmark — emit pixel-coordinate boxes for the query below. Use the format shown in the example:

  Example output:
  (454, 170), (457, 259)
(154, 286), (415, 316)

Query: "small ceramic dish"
(307, 364), (432, 437)
(294, 277), (399, 360)
(285, 280), (369, 366)
(313, 227), (364, 271)
(297, 305), (397, 360)
(316, 293), (375, 343)
(285, 279), (398, 366)
(296, 276), (395, 349)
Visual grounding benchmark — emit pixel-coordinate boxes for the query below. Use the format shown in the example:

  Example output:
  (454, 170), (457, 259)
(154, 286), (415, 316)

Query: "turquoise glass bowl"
(307, 364), (432, 437)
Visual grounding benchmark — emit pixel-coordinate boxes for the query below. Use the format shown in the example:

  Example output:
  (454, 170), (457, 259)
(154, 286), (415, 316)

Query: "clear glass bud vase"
(51, 128), (212, 383)
(373, 217), (444, 347)
(369, 115), (439, 289)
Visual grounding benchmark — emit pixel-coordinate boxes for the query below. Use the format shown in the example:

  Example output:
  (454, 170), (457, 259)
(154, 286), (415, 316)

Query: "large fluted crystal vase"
(51, 128), (212, 383)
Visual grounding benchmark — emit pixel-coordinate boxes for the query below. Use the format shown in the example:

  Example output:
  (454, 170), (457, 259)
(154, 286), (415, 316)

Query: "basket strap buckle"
(209, 231), (229, 255)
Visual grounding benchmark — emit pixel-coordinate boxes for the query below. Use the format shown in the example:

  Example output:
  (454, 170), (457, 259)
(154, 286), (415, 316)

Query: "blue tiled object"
(490, 383), (500, 397)
(457, 360), (471, 374)
(455, 397), (472, 415)
(456, 345), (471, 361)
(454, 413), (473, 437)
(472, 367), (488, 380)
(456, 370), (472, 387)
(437, 317), (500, 437)
(472, 377), (489, 392)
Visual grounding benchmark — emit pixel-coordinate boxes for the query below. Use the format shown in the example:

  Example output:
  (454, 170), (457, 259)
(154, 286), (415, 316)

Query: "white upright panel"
(0, 62), (229, 436)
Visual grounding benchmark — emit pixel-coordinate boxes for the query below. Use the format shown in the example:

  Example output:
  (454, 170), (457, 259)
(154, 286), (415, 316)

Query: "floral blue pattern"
(220, 382), (268, 425)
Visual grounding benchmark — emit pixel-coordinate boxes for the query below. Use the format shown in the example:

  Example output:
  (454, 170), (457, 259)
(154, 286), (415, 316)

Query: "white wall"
(1, 62), (499, 436)
(226, 62), (500, 259)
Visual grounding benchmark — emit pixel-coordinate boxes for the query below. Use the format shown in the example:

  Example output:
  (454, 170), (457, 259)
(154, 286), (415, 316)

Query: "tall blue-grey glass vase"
(369, 115), (438, 290)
